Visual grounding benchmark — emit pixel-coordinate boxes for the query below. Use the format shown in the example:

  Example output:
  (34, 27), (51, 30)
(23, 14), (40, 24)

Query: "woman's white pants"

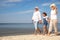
(49, 19), (58, 32)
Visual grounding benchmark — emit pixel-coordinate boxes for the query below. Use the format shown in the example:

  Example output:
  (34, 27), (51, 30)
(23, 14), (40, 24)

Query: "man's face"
(51, 6), (55, 10)
(35, 8), (38, 11)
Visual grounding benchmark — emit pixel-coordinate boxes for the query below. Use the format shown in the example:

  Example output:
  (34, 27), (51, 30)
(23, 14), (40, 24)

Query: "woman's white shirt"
(50, 10), (57, 19)
(32, 11), (41, 21)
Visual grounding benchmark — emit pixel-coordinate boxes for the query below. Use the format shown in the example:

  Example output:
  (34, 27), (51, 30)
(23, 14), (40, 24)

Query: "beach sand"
(0, 34), (60, 40)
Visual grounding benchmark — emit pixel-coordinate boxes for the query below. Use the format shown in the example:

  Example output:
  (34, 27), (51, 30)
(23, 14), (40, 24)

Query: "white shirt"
(43, 16), (48, 21)
(50, 10), (57, 19)
(32, 11), (41, 21)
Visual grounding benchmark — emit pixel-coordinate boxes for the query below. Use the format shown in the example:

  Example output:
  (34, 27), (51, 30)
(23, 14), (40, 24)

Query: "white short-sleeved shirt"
(32, 11), (41, 21)
(50, 10), (57, 19)
(43, 16), (48, 21)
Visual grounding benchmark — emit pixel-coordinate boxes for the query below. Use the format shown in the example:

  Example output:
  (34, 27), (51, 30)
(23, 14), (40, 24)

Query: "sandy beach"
(0, 34), (60, 40)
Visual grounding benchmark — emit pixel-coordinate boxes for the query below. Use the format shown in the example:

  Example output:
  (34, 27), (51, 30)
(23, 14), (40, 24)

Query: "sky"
(0, 0), (60, 23)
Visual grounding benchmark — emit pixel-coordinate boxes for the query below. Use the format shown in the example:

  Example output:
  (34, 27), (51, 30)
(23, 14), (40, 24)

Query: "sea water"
(0, 23), (60, 36)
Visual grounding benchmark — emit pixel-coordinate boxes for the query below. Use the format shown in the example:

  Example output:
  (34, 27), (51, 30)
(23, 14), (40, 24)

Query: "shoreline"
(0, 34), (60, 40)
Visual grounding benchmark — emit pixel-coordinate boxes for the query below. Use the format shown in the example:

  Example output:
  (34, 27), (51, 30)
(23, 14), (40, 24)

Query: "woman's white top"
(32, 11), (41, 21)
(50, 10), (57, 19)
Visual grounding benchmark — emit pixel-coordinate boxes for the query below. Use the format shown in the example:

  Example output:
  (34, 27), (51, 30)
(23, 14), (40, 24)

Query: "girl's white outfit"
(32, 11), (41, 30)
(49, 10), (58, 32)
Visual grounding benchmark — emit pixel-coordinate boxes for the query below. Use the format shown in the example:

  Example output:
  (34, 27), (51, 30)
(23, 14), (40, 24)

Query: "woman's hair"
(43, 12), (47, 16)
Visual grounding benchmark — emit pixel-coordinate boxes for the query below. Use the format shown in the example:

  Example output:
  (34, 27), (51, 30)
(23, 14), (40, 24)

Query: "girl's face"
(42, 14), (45, 17)
(51, 6), (55, 10)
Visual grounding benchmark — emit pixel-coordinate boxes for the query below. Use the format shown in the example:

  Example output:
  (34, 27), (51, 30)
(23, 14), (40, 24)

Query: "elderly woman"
(48, 3), (58, 35)
(32, 7), (42, 35)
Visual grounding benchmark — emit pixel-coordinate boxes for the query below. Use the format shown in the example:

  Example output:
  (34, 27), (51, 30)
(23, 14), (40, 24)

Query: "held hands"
(47, 20), (50, 23)
(39, 20), (42, 24)
(47, 18), (50, 23)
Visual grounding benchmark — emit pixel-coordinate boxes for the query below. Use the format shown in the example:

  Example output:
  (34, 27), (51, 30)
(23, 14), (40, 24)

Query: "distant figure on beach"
(42, 12), (50, 35)
(48, 3), (58, 35)
(32, 7), (42, 35)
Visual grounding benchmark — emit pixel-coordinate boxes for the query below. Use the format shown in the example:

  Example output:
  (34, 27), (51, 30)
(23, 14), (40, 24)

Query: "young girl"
(48, 3), (58, 35)
(32, 7), (42, 35)
(42, 12), (49, 35)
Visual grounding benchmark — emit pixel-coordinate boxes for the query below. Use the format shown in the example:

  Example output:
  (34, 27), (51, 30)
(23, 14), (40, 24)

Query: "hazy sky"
(0, 0), (60, 23)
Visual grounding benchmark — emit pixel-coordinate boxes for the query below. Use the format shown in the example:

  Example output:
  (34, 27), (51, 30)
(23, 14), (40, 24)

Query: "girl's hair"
(43, 12), (47, 16)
